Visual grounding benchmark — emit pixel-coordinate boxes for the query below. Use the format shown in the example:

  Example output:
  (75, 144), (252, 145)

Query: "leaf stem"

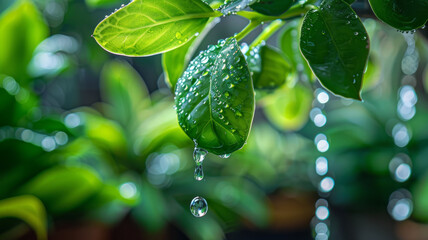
(249, 19), (285, 49)
(236, 1), (316, 22)
(234, 20), (260, 42)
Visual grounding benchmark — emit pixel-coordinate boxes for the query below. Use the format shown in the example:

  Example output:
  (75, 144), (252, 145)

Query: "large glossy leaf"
(20, 166), (101, 215)
(263, 84), (312, 131)
(0, 0), (48, 84)
(300, 0), (369, 100)
(368, 0), (428, 31)
(250, 0), (295, 16)
(279, 20), (314, 84)
(162, 17), (220, 90)
(0, 195), (47, 240)
(100, 60), (150, 128)
(175, 38), (254, 155)
(247, 45), (291, 90)
(93, 0), (216, 57)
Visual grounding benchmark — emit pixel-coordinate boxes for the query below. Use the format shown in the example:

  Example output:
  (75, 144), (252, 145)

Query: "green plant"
(93, 0), (428, 156)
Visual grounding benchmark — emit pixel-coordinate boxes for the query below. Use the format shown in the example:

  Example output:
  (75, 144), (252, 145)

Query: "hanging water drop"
(190, 196), (208, 217)
(194, 165), (204, 181)
(219, 153), (231, 158)
(193, 147), (207, 165)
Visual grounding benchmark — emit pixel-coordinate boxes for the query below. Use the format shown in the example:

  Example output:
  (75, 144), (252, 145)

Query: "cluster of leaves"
(93, 0), (428, 155)
(0, 1), (280, 239)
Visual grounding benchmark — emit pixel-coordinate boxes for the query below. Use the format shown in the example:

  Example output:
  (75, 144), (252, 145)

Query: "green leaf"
(100, 60), (150, 128)
(413, 174), (428, 221)
(250, 0), (296, 16)
(175, 38), (255, 155)
(20, 166), (101, 215)
(162, 17), (220, 90)
(86, 0), (122, 8)
(279, 19), (314, 84)
(300, 0), (369, 100)
(219, 0), (255, 14)
(368, 0), (428, 31)
(81, 111), (128, 154)
(92, 0), (216, 57)
(263, 84), (312, 131)
(0, 0), (48, 84)
(247, 45), (291, 90)
(0, 195), (47, 240)
(132, 180), (167, 232)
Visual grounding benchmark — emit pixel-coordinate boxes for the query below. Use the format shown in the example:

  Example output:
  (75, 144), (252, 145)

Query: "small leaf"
(263, 84), (312, 131)
(20, 166), (101, 215)
(250, 0), (296, 16)
(300, 0), (369, 100)
(162, 17), (220, 90)
(368, 0), (428, 31)
(0, 0), (48, 84)
(86, 0), (122, 8)
(279, 19), (314, 83)
(175, 38), (255, 155)
(81, 111), (128, 154)
(0, 195), (47, 240)
(247, 45), (291, 90)
(93, 0), (216, 57)
(100, 60), (150, 128)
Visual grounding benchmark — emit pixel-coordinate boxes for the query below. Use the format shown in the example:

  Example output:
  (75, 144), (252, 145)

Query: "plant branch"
(249, 19), (285, 49)
(234, 20), (260, 42)
(236, 1), (316, 22)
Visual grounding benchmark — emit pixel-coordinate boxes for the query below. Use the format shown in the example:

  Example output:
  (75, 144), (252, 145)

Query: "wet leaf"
(0, 195), (47, 240)
(175, 38), (254, 155)
(250, 0), (295, 16)
(263, 84), (312, 131)
(300, 0), (369, 100)
(247, 45), (291, 90)
(93, 0), (216, 56)
(368, 0), (428, 31)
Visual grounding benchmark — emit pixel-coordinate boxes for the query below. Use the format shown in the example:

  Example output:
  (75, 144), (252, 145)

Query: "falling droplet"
(194, 165), (204, 181)
(193, 147), (207, 166)
(190, 196), (208, 217)
(219, 153), (231, 158)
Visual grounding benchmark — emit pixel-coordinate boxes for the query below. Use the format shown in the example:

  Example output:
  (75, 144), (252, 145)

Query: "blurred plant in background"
(1, 0), (428, 240)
